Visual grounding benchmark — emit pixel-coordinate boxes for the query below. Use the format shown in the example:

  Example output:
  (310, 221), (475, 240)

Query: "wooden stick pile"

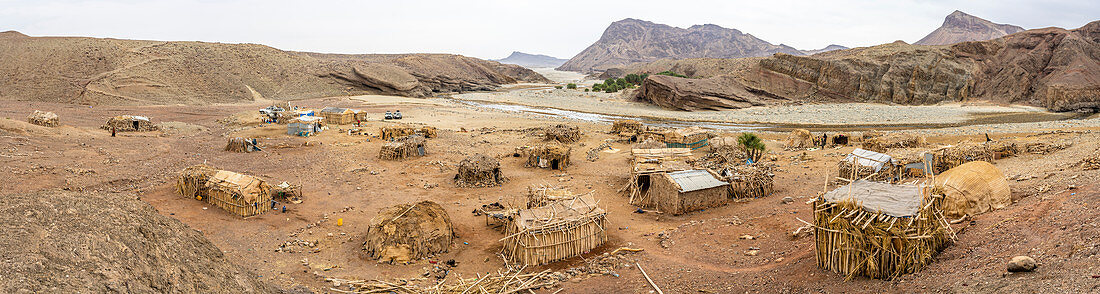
(328, 269), (554, 294)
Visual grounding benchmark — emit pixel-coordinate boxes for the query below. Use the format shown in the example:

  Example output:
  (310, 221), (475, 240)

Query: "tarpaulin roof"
(844, 148), (896, 172)
(667, 169), (727, 193)
(822, 180), (926, 217)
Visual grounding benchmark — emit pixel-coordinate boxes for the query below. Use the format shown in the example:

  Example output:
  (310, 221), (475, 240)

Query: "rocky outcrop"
(627, 20), (1100, 112)
(494, 51), (568, 68)
(558, 19), (804, 72)
(801, 44), (850, 55)
(0, 33), (548, 105)
(916, 11), (1025, 45)
(635, 75), (786, 111)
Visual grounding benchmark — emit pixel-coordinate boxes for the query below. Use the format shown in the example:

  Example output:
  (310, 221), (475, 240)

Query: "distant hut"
(381, 125), (437, 140)
(525, 185), (578, 208)
(27, 110), (59, 127)
(837, 148), (904, 183)
(363, 201), (455, 264)
(544, 124), (581, 144)
(175, 165), (272, 217)
(287, 116), (324, 136)
(320, 107), (358, 125)
(516, 143), (571, 170)
(812, 180), (952, 279)
(101, 115), (157, 132)
(225, 137), (260, 153)
(502, 194), (607, 266)
(861, 132), (927, 153)
(932, 161), (1011, 217)
(611, 120), (645, 142)
(663, 127), (711, 150)
(379, 135), (427, 160)
(929, 141), (1018, 174)
(454, 154), (507, 187)
(784, 129), (816, 150)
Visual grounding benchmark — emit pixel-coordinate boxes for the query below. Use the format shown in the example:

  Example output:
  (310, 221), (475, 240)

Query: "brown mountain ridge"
(916, 10), (1026, 46)
(0, 32), (549, 105)
(633, 20), (1100, 112)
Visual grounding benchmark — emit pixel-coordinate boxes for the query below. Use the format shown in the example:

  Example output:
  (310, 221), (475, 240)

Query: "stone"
(781, 197), (794, 204)
(1007, 256), (1037, 272)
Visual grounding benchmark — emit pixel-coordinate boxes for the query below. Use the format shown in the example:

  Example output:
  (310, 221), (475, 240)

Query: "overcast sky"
(1, 0), (1097, 59)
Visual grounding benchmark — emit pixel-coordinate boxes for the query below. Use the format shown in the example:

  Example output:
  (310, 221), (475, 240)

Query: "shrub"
(554, 85), (563, 89)
(655, 71), (688, 78)
(566, 83), (577, 89)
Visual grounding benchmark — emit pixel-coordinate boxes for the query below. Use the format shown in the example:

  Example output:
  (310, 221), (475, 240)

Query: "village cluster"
(21, 104), (1095, 293)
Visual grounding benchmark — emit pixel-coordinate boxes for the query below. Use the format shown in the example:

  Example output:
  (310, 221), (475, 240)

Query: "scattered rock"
(1007, 256), (1037, 272)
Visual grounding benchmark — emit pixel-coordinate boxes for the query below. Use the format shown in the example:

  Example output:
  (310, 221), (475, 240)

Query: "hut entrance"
(637, 174), (651, 195)
(132, 121), (140, 130)
(833, 134), (849, 146)
(550, 159), (561, 170)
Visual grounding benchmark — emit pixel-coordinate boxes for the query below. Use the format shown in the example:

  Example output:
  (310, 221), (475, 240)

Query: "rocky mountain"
(800, 44), (849, 55)
(493, 51), (568, 68)
(915, 11), (1025, 45)
(558, 18), (804, 72)
(0, 31), (548, 105)
(634, 21), (1100, 112)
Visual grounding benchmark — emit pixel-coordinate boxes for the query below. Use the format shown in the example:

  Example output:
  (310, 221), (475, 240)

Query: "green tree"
(566, 83), (577, 89)
(737, 133), (766, 163)
(554, 85), (563, 89)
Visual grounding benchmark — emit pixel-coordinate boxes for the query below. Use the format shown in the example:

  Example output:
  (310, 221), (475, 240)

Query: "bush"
(566, 83), (577, 89)
(655, 71), (688, 78)
(554, 85), (563, 89)
(584, 88), (590, 92)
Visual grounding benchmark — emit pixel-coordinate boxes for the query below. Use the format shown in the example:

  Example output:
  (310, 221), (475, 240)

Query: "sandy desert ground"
(1, 81), (1098, 293)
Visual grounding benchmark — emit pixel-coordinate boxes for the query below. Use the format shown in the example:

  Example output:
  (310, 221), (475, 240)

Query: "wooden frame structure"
(502, 194), (607, 266)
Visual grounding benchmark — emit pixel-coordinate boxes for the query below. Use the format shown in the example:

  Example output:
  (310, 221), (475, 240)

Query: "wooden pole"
(636, 262), (663, 294)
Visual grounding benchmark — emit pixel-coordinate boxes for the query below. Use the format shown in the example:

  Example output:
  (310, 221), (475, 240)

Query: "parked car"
(394, 110), (402, 119)
(384, 111), (393, 120)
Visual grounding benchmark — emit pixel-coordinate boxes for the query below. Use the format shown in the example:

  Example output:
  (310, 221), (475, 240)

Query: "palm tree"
(738, 132), (766, 163)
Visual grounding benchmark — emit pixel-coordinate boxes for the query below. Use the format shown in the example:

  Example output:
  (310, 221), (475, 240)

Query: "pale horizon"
(1, 0), (1097, 60)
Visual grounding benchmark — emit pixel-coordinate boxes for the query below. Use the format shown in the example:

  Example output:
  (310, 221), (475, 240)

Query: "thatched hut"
(454, 154), (506, 187)
(502, 194), (607, 266)
(929, 141), (1018, 174)
(379, 135), (427, 160)
(28, 110), (59, 127)
(516, 144), (571, 170)
(611, 120), (645, 142)
(175, 165), (272, 217)
(785, 129), (817, 150)
(381, 125), (437, 140)
(363, 201), (455, 264)
(664, 127), (711, 150)
(932, 161), (1011, 218)
(717, 164), (775, 199)
(812, 180), (952, 279)
(320, 107), (359, 125)
(225, 137), (260, 153)
(544, 124), (581, 144)
(525, 186), (577, 209)
(633, 169), (729, 215)
(861, 132), (927, 153)
(101, 115), (157, 132)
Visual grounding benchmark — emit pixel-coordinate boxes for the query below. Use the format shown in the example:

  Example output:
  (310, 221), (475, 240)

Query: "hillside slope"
(493, 51), (568, 68)
(0, 190), (282, 293)
(0, 31), (547, 105)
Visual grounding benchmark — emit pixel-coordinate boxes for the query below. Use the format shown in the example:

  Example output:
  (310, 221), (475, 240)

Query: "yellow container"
(337, 218), (343, 226)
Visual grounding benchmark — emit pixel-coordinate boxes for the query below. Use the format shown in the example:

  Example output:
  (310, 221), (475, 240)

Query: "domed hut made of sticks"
(812, 180), (953, 279)
(28, 110), (59, 127)
(861, 132), (927, 153)
(363, 201), (455, 264)
(379, 135), (427, 160)
(175, 165), (272, 217)
(663, 126), (711, 150)
(544, 124), (581, 144)
(454, 154), (507, 187)
(932, 161), (1011, 218)
(102, 115), (157, 132)
(784, 129), (817, 150)
(515, 144), (571, 170)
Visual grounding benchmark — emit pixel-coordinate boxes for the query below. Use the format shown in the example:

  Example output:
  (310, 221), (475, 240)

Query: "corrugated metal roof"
(668, 170), (727, 193)
(844, 148), (895, 172)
